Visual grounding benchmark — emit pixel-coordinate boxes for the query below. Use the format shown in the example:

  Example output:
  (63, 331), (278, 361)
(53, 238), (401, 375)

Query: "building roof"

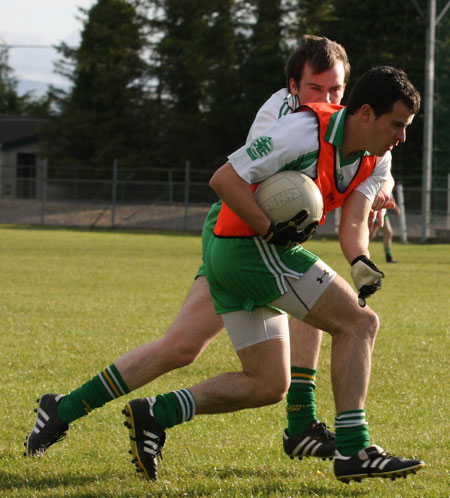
(0, 115), (48, 150)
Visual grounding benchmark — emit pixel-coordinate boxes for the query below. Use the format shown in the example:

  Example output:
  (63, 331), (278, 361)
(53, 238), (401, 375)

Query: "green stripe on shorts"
(206, 236), (318, 314)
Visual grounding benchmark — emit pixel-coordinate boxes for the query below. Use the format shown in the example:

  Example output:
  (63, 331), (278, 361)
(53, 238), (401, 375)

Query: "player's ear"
(289, 77), (299, 95)
(360, 104), (375, 122)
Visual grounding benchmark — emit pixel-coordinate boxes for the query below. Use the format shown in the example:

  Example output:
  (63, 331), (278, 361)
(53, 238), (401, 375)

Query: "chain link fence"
(0, 161), (449, 241)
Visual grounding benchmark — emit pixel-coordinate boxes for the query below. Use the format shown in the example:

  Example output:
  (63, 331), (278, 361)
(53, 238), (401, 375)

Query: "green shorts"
(196, 201), (222, 278)
(206, 235), (318, 314)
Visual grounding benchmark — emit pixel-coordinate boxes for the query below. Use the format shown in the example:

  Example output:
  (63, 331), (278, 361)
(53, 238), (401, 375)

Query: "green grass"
(0, 225), (449, 497)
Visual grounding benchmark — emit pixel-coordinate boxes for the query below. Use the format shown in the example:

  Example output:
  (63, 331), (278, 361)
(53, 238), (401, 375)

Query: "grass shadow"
(0, 468), (100, 494)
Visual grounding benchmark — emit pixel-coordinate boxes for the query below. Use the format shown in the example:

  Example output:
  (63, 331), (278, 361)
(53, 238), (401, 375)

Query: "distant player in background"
(370, 194), (401, 263)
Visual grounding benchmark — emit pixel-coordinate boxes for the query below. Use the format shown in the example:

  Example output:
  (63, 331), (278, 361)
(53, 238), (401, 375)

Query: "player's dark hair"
(346, 66), (421, 117)
(284, 35), (350, 88)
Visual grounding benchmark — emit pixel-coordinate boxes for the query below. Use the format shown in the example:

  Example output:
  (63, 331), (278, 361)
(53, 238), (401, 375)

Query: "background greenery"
(0, 226), (448, 497)
(2, 0), (450, 191)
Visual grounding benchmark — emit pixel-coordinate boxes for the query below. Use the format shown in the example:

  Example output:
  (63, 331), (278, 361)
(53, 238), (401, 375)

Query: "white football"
(255, 170), (323, 229)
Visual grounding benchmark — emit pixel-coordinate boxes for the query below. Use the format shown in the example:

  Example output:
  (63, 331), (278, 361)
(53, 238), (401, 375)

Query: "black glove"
(350, 255), (385, 307)
(263, 210), (316, 247)
(301, 220), (319, 243)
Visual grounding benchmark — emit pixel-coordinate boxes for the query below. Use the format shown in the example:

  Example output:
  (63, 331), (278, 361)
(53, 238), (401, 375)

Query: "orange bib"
(214, 103), (376, 237)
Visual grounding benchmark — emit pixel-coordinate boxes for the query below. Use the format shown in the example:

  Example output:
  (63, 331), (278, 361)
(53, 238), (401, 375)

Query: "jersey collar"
(325, 107), (371, 166)
(286, 93), (299, 112)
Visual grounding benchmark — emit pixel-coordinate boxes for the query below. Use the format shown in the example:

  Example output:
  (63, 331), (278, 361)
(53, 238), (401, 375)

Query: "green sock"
(335, 409), (370, 456)
(385, 249), (393, 261)
(286, 367), (317, 437)
(152, 389), (196, 430)
(57, 364), (130, 424)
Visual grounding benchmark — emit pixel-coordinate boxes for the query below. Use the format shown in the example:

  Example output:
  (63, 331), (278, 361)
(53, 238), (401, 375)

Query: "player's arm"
(209, 162), (271, 236)
(340, 190), (385, 307)
(210, 114), (298, 235)
(372, 172), (395, 211)
(339, 190), (372, 263)
(211, 112), (318, 245)
(363, 153), (395, 229)
(209, 162), (310, 246)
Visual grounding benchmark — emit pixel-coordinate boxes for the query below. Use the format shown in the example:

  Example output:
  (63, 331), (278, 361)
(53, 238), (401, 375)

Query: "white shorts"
(223, 259), (336, 351)
(223, 306), (289, 351)
(270, 258), (336, 319)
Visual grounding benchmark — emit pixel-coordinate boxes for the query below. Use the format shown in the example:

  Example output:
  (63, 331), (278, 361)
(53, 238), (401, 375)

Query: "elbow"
(209, 172), (219, 193)
(209, 162), (230, 197)
(209, 174), (222, 199)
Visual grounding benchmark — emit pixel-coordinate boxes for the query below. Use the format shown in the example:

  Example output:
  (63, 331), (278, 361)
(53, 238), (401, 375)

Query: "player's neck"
(341, 114), (366, 159)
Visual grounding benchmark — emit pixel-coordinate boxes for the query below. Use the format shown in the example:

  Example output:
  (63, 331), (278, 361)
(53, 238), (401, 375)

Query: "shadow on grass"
(0, 468), (100, 495)
(0, 466), (373, 498)
(199, 466), (370, 497)
(0, 223), (201, 237)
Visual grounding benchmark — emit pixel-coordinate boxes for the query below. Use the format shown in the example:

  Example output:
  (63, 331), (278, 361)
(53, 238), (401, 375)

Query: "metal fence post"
(112, 159), (118, 227)
(40, 159), (47, 225)
(183, 160), (190, 231)
(168, 169), (173, 203)
(447, 173), (450, 229)
(396, 184), (408, 243)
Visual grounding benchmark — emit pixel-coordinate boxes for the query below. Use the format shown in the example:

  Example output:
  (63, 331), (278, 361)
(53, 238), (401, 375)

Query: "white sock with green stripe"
(152, 388), (197, 429)
(335, 409), (370, 456)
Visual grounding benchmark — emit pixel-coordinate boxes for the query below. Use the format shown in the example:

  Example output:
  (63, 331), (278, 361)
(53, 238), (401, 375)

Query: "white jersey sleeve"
(246, 89), (293, 142)
(354, 151), (392, 203)
(229, 110), (319, 184)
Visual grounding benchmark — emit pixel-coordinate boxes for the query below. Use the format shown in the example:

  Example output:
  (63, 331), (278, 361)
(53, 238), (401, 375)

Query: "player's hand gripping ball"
(256, 171), (323, 246)
(263, 210), (317, 247)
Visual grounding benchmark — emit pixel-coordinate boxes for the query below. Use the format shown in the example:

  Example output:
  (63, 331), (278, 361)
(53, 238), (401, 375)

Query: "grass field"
(0, 225), (449, 498)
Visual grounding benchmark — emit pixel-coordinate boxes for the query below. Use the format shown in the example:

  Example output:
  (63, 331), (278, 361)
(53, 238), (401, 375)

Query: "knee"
(358, 308), (380, 344)
(160, 335), (203, 369)
(257, 377), (290, 405)
(332, 307), (379, 344)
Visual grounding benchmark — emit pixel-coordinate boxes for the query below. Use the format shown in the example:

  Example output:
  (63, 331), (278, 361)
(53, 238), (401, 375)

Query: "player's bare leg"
(123, 273), (424, 482)
(191, 337), (291, 413)
(116, 276), (224, 390)
(300, 276), (377, 413)
(381, 218), (397, 263)
(275, 274), (424, 481)
(25, 276), (223, 457)
(289, 318), (322, 368)
(122, 315), (291, 480)
(382, 221), (393, 251)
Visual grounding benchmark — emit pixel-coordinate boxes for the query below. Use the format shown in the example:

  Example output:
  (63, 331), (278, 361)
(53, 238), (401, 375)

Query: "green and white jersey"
(245, 88), (299, 142)
(230, 107), (391, 205)
(197, 89), (299, 278)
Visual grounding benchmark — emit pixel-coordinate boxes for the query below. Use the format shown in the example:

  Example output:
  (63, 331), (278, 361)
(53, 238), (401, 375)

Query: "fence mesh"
(0, 163), (449, 240)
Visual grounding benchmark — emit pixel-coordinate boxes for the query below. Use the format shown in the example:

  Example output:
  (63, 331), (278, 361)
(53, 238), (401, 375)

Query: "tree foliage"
(44, 0), (151, 168)
(38, 0), (449, 190)
(292, 0), (427, 182)
(238, 0), (286, 120)
(143, 0), (236, 168)
(434, 2), (450, 180)
(0, 46), (51, 116)
(294, 0), (450, 185)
